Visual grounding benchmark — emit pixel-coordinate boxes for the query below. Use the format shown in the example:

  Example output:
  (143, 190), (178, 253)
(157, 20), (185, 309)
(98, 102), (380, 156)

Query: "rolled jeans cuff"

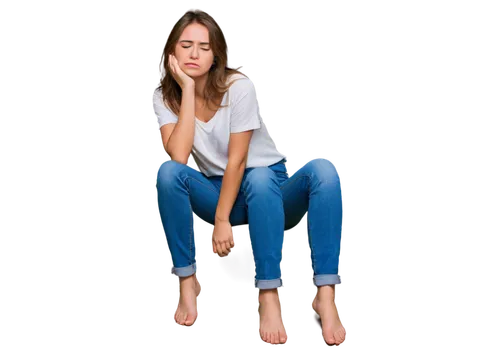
(171, 263), (196, 277)
(255, 278), (283, 289)
(313, 274), (341, 286)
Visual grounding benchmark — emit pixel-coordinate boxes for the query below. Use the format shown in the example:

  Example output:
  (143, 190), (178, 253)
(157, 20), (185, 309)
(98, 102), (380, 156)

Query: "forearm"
(215, 162), (246, 222)
(167, 84), (195, 162)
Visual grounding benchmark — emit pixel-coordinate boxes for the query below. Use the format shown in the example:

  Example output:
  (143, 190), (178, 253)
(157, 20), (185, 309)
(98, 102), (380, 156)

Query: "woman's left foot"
(310, 286), (347, 346)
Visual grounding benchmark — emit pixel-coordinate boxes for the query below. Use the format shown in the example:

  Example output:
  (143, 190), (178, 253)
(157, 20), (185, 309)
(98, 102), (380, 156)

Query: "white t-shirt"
(153, 73), (287, 177)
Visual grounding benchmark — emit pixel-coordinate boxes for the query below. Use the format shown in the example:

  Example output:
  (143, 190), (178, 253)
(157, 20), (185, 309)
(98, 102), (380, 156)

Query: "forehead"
(179, 23), (210, 44)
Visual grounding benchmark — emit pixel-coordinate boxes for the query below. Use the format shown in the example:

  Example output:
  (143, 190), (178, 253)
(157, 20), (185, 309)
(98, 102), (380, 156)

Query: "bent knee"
(244, 167), (279, 192)
(155, 159), (184, 185)
(308, 157), (341, 183)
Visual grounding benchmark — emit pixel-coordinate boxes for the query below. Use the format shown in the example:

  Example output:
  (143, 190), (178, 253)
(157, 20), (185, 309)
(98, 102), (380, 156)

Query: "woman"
(154, 10), (346, 346)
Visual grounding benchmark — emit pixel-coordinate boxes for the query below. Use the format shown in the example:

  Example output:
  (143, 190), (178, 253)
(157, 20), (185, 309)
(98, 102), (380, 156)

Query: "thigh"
(155, 159), (219, 222)
(204, 174), (248, 227)
(169, 162), (247, 226)
(274, 160), (311, 231)
(277, 158), (341, 231)
(245, 158), (307, 231)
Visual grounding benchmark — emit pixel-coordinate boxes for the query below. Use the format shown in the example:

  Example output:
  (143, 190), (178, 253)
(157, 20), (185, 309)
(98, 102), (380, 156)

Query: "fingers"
(212, 230), (234, 257)
(171, 54), (179, 70)
(212, 234), (218, 255)
(213, 241), (227, 255)
(214, 240), (231, 257)
(222, 232), (234, 251)
(222, 241), (231, 254)
(220, 242), (230, 256)
(226, 228), (236, 255)
(227, 229), (236, 254)
(168, 54), (175, 74)
(169, 54), (180, 73)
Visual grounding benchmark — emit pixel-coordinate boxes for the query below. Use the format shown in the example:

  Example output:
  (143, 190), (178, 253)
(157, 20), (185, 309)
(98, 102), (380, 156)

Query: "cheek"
(203, 58), (213, 67)
(177, 47), (187, 56)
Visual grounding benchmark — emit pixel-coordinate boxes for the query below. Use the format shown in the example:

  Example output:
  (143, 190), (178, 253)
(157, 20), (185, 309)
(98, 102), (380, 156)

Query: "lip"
(185, 63), (200, 67)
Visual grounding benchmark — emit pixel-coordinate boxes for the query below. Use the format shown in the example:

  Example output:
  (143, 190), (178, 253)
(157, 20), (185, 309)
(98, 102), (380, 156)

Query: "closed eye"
(182, 46), (210, 51)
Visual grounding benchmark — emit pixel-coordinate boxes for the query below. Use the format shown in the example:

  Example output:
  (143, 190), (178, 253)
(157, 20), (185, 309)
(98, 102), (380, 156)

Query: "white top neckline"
(195, 91), (228, 126)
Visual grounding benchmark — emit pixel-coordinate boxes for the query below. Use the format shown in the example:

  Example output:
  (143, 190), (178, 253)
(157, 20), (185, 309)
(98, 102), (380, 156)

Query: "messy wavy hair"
(155, 9), (247, 116)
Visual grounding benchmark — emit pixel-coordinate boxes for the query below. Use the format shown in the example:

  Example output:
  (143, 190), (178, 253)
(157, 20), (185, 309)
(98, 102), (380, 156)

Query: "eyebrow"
(179, 40), (210, 45)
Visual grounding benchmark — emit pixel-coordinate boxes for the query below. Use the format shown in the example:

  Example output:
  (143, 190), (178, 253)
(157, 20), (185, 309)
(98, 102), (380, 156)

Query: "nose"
(189, 46), (200, 60)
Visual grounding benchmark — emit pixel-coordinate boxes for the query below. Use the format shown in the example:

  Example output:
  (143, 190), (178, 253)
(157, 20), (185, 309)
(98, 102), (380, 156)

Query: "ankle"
(179, 274), (197, 285)
(317, 285), (336, 296)
(259, 288), (279, 300)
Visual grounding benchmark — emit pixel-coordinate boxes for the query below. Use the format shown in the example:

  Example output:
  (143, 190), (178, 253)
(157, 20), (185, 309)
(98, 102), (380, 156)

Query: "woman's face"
(174, 23), (214, 77)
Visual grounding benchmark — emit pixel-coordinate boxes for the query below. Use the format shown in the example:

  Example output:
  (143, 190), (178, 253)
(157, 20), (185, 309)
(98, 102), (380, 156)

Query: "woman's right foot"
(174, 273), (201, 326)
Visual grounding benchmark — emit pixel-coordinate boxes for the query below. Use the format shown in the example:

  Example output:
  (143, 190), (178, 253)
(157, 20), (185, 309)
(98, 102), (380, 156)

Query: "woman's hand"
(168, 54), (195, 90)
(212, 218), (234, 257)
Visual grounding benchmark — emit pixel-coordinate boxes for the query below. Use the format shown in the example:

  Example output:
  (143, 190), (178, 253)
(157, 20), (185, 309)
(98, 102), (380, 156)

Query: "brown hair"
(155, 9), (247, 116)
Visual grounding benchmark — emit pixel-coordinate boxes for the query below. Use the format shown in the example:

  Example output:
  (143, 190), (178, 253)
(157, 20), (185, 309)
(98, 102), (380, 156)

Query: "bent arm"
(160, 86), (195, 164)
(215, 130), (254, 222)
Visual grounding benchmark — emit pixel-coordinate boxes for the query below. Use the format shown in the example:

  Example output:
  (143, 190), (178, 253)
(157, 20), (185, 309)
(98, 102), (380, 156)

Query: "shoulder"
(153, 88), (175, 112)
(227, 74), (256, 101)
(152, 87), (178, 124)
(153, 87), (164, 104)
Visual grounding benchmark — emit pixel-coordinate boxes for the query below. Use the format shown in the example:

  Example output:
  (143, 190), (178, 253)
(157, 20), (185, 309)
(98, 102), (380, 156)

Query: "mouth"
(185, 63), (200, 68)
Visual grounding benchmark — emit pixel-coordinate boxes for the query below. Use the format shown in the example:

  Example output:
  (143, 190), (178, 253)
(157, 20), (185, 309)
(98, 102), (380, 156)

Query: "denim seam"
(187, 176), (246, 209)
(187, 176), (220, 195)
(190, 199), (193, 265)
(301, 174), (316, 272)
(182, 175), (244, 265)
(242, 169), (302, 281)
(282, 173), (316, 273)
(183, 174), (194, 266)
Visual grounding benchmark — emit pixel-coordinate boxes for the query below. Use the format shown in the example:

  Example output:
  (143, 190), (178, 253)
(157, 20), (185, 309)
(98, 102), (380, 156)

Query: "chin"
(187, 70), (209, 78)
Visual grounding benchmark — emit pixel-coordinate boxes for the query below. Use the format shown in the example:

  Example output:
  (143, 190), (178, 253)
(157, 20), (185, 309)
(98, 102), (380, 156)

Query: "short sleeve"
(230, 79), (262, 133)
(153, 88), (178, 129)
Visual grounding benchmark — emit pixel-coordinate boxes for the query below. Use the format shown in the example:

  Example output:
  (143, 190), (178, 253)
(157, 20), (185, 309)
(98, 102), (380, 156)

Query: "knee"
(156, 160), (185, 188)
(308, 158), (340, 184)
(243, 167), (278, 194)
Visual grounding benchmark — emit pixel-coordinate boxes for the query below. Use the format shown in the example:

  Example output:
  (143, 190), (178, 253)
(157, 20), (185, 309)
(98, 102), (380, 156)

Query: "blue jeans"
(156, 157), (343, 289)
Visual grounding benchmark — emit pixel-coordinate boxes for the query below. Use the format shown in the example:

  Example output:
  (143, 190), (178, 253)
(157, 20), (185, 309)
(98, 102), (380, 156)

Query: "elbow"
(168, 154), (188, 165)
(227, 159), (247, 171)
(165, 140), (190, 165)
(163, 146), (189, 164)
(172, 158), (188, 165)
(166, 148), (188, 165)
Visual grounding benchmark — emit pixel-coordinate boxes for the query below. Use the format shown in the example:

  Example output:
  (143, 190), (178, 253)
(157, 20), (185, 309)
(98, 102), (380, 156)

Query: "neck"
(192, 72), (209, 99)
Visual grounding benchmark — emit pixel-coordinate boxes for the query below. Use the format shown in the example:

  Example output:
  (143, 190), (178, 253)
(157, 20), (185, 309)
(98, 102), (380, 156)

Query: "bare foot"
(257, 288), (287, 344)
(312, 284), (346, 346)
(174, 273), (201, 326)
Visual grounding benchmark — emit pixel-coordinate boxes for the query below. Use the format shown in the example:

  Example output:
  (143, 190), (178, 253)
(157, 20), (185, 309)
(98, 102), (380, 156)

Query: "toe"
(325, 334), (336, 345)
(279, 331), (287, 343)
(275, 332), (279, 344)
(335, 327), (346, 341)
(179, 312), (186, 326)
(185, 317), (192, 325)
(269, 332), (274, 344)
(267, 332), (271, 343)
(260, 332), (269, 344)
(272, 332), (277, 344)
(323, 337), (337, 346)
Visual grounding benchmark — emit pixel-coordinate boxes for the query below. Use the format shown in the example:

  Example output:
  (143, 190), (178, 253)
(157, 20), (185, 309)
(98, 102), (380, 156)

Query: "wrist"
(215, 215), (229, 223)
(182, 82), (195, 92)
